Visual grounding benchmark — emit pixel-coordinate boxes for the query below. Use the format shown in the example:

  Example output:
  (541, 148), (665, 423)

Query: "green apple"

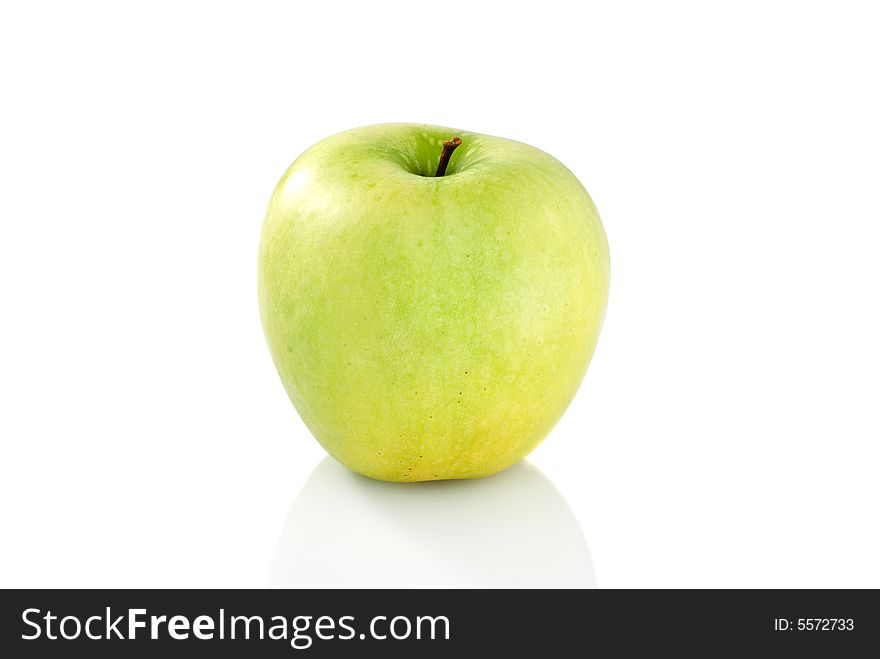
(258, 124), (609, 482)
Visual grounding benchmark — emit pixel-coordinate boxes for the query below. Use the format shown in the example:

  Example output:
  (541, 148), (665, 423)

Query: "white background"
(1, 1), (878, 588)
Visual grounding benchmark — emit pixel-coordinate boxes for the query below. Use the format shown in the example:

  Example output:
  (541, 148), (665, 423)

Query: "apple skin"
(259, 124), (609, 482)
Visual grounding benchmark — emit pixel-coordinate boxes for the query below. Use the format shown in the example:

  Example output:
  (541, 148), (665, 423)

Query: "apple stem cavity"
(434, 136), (462, 177)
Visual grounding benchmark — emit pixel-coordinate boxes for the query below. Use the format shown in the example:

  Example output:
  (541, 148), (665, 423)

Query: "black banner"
(1, 589), (877, 656)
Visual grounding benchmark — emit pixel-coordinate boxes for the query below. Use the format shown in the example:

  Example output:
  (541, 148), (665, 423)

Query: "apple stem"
(434, 136), (462, 177)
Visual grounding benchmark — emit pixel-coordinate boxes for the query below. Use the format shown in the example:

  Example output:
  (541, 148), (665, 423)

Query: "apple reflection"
(269, 457), (596, 588)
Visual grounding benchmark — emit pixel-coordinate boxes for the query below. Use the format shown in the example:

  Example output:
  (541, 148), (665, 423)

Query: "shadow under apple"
(269, 457), (596, 588)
